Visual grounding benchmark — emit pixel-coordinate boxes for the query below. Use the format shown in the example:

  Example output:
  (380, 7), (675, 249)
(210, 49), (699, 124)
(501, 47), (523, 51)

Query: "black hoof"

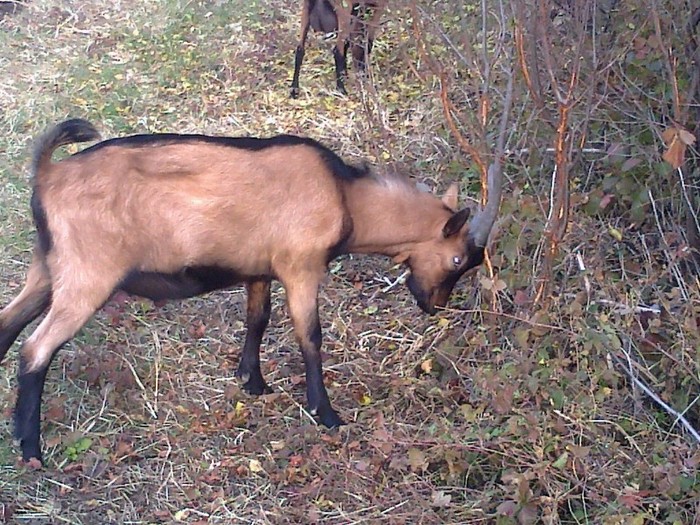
(14, 419), (42, 464)
(236, 369), (272, 396)
(316, 406), (344, 428)
(290, 87), (300, 99)
(243, 379), (272, 396)
(19, 456), (44, 470)
(18, 440), (43, 466)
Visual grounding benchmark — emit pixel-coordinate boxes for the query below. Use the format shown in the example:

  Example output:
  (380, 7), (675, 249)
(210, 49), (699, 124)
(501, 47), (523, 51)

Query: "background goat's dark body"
(290, 0), (385, 97)
(0, 119), (490, 466)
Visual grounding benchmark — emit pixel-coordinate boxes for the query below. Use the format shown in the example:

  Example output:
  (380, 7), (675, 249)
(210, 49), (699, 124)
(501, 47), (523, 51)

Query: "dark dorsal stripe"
(74, 133), (370, 182)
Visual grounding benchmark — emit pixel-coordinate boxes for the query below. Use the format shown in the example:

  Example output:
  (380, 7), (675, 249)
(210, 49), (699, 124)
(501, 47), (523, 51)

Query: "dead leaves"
(662, 126), (696, 169)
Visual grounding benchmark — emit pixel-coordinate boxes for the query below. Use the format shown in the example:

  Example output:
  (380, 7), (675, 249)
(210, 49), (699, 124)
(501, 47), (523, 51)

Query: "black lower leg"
(236, 281), (272, 395)
(14, 355), (52, 463)
(301, 316), (343, 428)
(357, 38), (373, 72)
(290, 45), (305, 98)
(333, 44), (349, 95)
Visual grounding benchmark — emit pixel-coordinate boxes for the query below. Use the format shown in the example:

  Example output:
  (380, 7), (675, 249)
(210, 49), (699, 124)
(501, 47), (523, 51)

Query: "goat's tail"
(32, 119), (100, 180)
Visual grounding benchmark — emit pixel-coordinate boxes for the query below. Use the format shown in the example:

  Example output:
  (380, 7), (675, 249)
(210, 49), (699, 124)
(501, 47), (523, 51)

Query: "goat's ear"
(441, 183), (459, 211)
(442, 208), (471, 238)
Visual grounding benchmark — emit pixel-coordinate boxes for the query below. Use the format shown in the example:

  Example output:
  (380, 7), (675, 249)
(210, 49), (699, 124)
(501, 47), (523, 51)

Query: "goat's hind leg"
(14, 268), (120, 465)
(290, 1), (312, 98)
(236, 280), (272, 395)
(332, 4), (353, 95)
(351, 5), (379, 74)
(0, 250), (51, 363)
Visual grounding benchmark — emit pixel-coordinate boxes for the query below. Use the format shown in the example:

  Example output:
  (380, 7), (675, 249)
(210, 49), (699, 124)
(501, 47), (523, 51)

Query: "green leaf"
(552, 451), (568, 470)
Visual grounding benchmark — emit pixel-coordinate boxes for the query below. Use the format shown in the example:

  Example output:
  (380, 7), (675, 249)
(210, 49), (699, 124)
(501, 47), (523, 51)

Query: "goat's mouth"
(417, 300), (438, 315)
(407, 274), (438, 315)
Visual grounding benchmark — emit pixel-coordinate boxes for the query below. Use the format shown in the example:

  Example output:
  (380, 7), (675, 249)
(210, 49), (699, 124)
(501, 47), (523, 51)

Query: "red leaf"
(514, 289), (530, 307)
(621, 157), (642, 172)
(662, 127), (695, 169)
(492, 384), (514, 414)
(599, 194), (614, 209)
(619, 489), (653, 511)
(496, 500), (517, 516)
(45, 397), (66, 422)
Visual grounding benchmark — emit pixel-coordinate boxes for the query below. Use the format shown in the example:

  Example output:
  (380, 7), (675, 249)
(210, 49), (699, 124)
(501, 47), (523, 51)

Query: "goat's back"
(35, 135), (359, 277)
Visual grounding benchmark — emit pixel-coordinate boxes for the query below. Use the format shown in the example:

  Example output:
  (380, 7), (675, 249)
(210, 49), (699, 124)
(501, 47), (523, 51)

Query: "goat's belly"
(118, 266), (246, 301)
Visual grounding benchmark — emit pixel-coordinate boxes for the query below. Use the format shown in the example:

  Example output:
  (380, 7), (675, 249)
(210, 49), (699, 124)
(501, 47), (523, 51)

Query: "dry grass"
(1, 1), (699, 524)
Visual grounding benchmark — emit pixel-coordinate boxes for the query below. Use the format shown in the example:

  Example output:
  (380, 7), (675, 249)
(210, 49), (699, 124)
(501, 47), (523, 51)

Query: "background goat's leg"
(290, 1), (311, 98)
(352, 5), (380, 73)
(333, 7), (352, 95)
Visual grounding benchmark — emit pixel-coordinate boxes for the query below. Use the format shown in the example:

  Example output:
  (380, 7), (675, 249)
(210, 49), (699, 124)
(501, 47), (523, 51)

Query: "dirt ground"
(0, 1), (698, 524)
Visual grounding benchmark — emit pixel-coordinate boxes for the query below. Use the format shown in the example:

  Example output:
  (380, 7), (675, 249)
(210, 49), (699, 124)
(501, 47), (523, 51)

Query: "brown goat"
(290, 0), (385, 97)
(0, 119), (500, 466)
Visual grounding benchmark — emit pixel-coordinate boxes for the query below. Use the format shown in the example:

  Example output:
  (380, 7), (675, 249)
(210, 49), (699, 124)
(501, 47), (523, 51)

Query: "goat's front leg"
(333, 41), (350, 95)
(333, 6), (352, 95)
(236, 280), (272, 395)
(283, 273), (343, 428)
(290, 3), (311, 98)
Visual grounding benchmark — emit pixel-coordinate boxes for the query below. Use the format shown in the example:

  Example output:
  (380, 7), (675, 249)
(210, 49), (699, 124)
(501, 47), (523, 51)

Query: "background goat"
(290, 0), (385, 97)
(0, 118), (499, 466)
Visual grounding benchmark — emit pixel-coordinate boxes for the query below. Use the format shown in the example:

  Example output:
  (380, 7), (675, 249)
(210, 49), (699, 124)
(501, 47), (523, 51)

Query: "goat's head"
(401, 168), (501, 315)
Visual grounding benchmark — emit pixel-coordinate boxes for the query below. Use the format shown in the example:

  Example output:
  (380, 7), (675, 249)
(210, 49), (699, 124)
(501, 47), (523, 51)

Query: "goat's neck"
(343, 178), (449, 258)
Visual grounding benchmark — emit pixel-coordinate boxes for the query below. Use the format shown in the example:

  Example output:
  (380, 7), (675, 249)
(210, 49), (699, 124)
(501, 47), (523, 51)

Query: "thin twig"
(648, 188), (689, 301)
(613, 344), (700, 444)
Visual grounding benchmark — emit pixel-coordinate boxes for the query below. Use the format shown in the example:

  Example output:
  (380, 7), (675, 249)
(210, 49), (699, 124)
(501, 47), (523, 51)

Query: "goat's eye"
(452, 255), (462, 268)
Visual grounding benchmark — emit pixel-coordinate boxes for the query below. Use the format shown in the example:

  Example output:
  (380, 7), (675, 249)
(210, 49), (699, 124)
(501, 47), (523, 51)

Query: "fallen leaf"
(514, 290), (530, 307)
(408, 448), (427, 472)
(355, 459), (370, 472)
(518, 502), (539, 524)
(492, 384), (514, 414)
(115, 440), (133, 458)
(249, 459), (264, 473)
(552, 451), (568, 470)
(599, 193), (614, 209)
(608, 227), (623, 241)
(431, 490), (452, 507)
(679, 128), (696, 145)
(496, 500), (517, 516)
(621, 157), (642, 172)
